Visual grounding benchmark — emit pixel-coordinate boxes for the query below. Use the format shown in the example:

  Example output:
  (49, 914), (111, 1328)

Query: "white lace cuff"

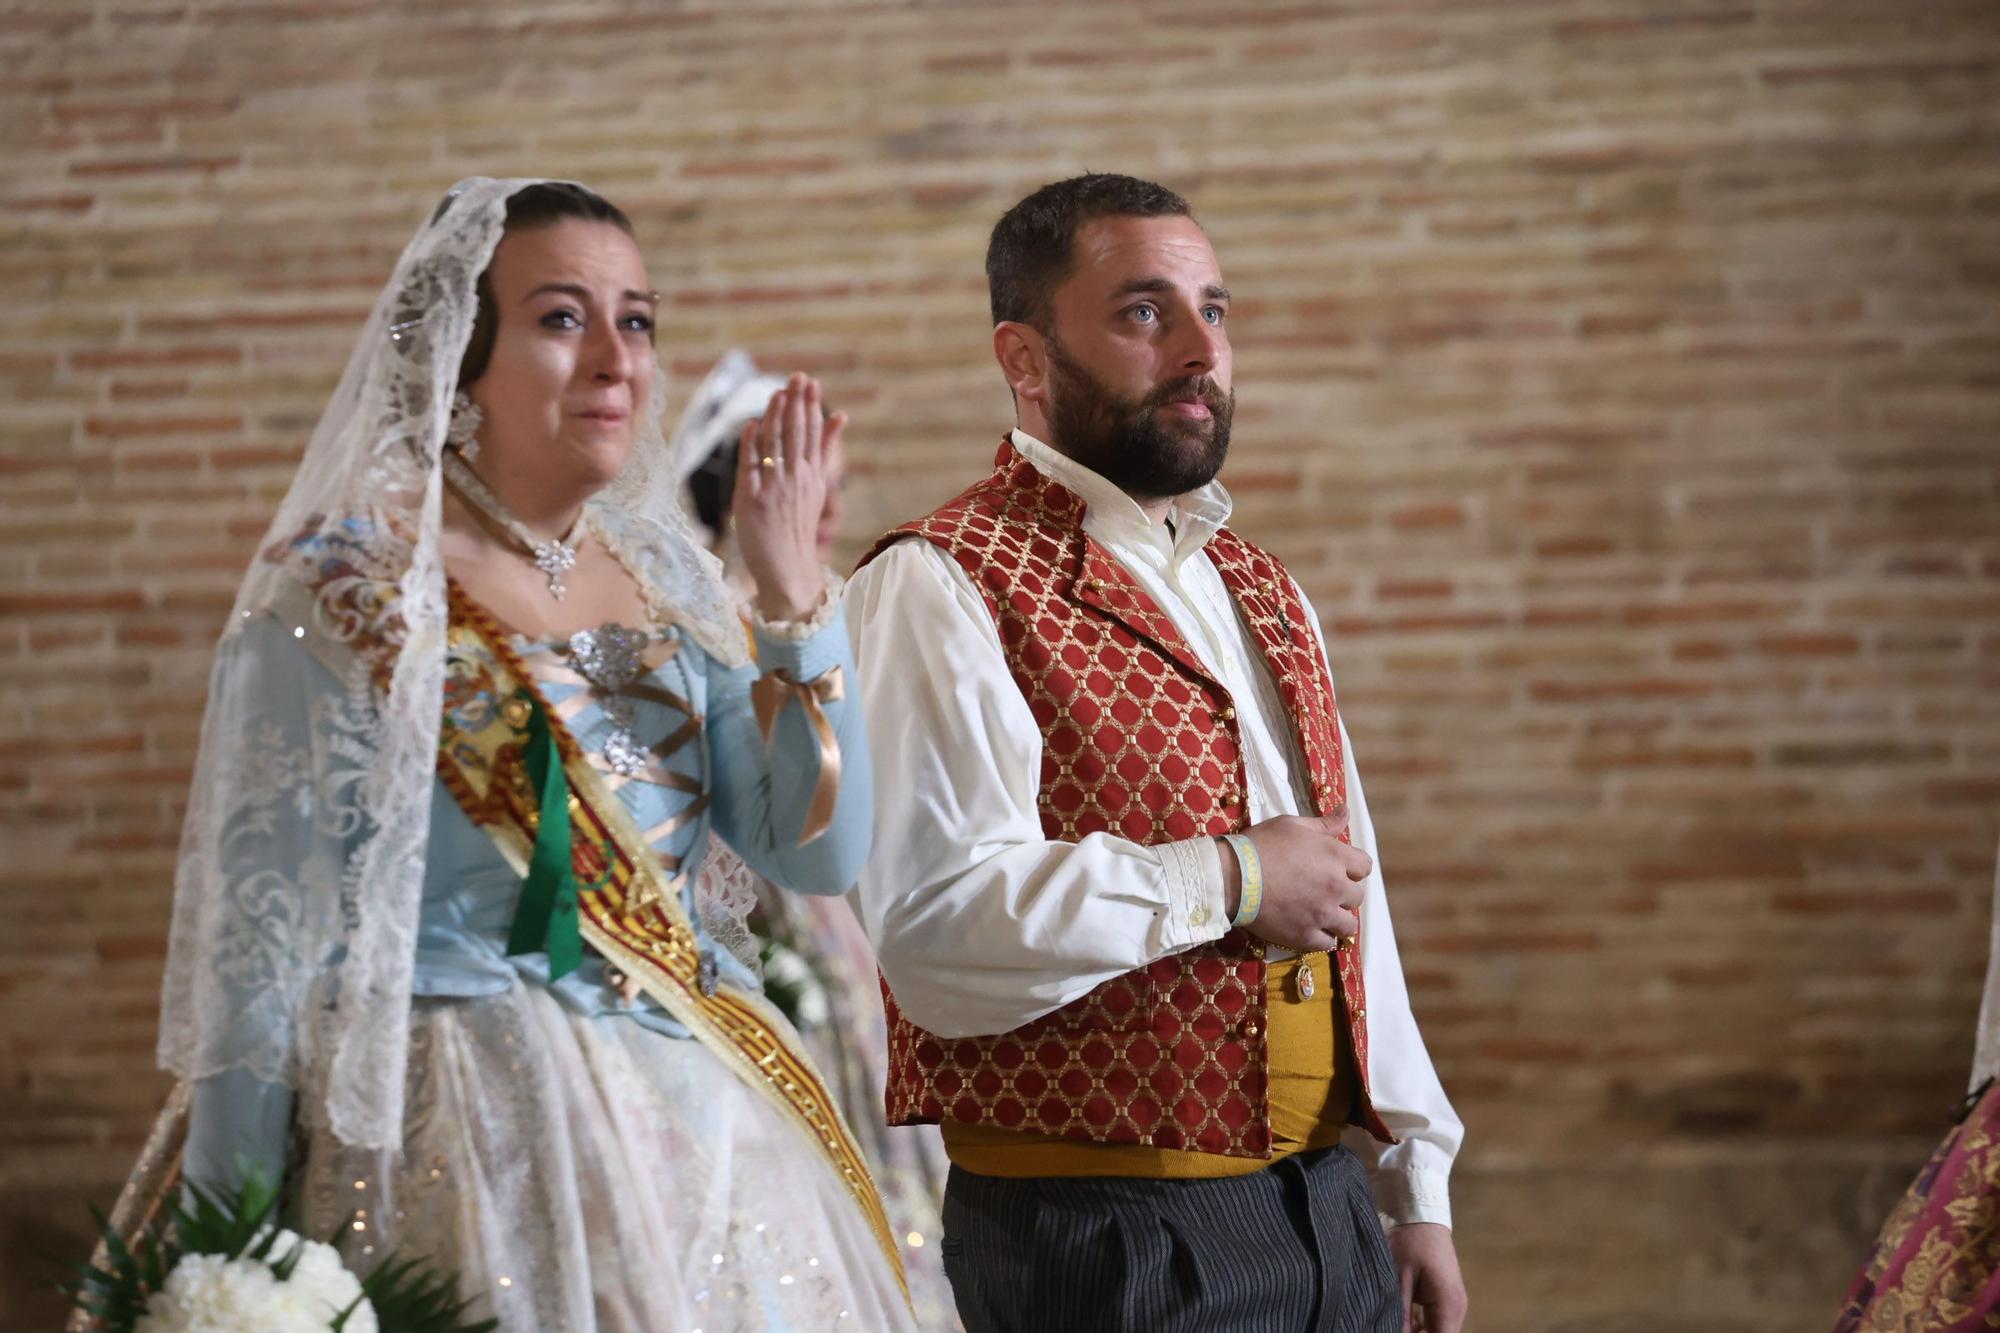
(1158, 836), (1230, 949)
(749, 570), (843, 643)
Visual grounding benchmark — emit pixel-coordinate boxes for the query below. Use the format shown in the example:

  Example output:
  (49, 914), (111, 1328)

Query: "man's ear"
(993, 321), (1048, 410)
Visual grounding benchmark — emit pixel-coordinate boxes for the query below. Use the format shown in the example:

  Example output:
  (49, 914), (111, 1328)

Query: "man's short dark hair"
(986, 173), (1195, 331)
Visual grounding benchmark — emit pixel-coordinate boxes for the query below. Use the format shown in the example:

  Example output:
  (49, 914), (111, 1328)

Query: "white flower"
(796, 979), (832, 1028)
(764, 944), (832, 1027)
(136, 1253), (284, 1333)
(278, 1230), (377, 1333)
(135, 1231), (376, 1333)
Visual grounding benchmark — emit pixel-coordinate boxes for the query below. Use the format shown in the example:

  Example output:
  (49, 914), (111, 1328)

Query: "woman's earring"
(446, 391), (483, 462)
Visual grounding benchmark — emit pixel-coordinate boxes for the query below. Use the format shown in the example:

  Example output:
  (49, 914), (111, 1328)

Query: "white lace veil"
(156, 177), (748, 1151)
(664, 350), (788, 545)
(1972, 836), (2000, 1090)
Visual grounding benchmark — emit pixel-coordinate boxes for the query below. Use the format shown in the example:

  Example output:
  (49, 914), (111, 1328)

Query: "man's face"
(1038, 214), (1235, 500)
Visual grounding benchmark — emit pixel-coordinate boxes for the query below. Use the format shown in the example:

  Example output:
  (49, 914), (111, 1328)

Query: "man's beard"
(1042, 334), (1234, 501)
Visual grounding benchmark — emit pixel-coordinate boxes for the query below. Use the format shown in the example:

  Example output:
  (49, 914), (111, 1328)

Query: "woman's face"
(464, 219), (657, 496)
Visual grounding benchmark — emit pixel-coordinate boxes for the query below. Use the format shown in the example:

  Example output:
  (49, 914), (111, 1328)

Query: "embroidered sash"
(435, 582), (907, 1299)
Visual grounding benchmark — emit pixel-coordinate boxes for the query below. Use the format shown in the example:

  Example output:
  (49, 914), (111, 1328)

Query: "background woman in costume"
(155, 179), (911, 1331)
(1833, 837), (2000, 1327)
(670, 351), (957, 1327)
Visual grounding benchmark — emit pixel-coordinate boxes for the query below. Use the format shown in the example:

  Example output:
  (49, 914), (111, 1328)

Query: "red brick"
(68, 347), (241, 370)
(67, 154), (242, 178)
(92, 935), (167, 964)
(1928, 777), (2000, 805)
(924, 53), (1008, 73)
(680, 155), (843, 180)
(1386, 502), (1468, 531)
(50, 96), (240, 123)
(1621, 600), (1794, 626)
(2, 193), (95, 214)
(0, 591), (148, 616)
(1754, 632), (1863, 657)
(1423, 931), (1603, 954)
(83, 414), (240, 439)
(1760, 57), (1994, 86)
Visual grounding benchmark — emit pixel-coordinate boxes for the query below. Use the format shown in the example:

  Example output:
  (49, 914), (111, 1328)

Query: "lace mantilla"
(157, 177), (747, 1152)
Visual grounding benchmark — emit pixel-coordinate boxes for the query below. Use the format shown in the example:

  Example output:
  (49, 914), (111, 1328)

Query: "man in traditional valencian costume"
(848, 175), (1468, 1331)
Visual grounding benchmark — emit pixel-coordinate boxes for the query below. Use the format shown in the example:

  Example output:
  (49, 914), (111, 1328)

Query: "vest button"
(1242, 1021), (1261, 1038)
(1355, 1007), (1367, 1021)
(1220, 706), (1237, 721)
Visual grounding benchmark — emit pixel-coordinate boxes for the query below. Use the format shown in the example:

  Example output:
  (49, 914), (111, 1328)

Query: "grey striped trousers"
(937, 1144), (1401, 1333)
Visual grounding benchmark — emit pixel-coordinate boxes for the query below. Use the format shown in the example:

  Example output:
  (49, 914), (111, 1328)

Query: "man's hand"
(1216, 810), (1371, 952)
(1388, 1223), (1467, 1333)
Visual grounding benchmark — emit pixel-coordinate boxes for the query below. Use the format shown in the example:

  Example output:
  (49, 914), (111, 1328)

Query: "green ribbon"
(504, 690), (583, 980)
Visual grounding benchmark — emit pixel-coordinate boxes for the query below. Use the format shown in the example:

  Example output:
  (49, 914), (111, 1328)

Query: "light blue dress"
(181, 600), (901, 1331)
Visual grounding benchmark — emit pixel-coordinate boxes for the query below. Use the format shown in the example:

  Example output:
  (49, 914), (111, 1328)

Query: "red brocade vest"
(859, 441), (1395, 1159)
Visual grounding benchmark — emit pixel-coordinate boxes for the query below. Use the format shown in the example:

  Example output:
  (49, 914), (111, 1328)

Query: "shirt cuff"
(749, 572), (847, 681)
(1158, 836), (1231, 949)
(1372, 1166), (1453, 1230)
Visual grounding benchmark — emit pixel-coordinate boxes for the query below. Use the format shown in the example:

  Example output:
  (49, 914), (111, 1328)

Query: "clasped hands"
(1219, 809), (1370, 952)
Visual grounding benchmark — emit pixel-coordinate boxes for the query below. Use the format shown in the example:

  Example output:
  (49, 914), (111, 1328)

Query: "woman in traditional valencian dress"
(152, 177), (912, 1331)
(1834, 838), (2000, 1329)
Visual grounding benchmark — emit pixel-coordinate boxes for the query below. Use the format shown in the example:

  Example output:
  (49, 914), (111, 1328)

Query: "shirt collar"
(1009, 428), (1232, 565)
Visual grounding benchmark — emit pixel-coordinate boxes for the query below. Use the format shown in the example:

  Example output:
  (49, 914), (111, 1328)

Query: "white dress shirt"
(848, 429), (1460, 1227)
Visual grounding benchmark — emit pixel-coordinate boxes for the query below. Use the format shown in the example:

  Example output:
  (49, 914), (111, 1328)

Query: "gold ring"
(759, 455), (776, 469)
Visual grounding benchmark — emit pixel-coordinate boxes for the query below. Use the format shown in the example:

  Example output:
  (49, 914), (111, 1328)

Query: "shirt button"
(1189, 905), (1210, 927)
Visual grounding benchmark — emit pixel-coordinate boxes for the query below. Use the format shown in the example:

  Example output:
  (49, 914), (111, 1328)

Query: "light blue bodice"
(185, 601), (871, 1193)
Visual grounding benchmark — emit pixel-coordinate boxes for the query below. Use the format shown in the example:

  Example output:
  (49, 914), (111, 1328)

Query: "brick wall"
(5, 2), (1998, 1327)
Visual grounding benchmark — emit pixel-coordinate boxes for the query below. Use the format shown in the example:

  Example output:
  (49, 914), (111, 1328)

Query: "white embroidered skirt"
(294, 982), (915, 1332)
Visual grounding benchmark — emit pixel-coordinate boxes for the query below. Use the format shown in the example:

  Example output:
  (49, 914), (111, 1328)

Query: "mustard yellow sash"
(436, 583), (907, 1300)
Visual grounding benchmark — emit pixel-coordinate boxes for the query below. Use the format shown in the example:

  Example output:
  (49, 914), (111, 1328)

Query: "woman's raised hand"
(732, 373), (848, 623)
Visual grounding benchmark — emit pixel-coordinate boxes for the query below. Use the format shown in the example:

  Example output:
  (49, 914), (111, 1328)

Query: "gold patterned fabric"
(855, 439), (1394, 1161)
(940, 951), (1361, 1178)
(65, 1084), (191, 1332)
(1835, 1080), (2000, 1331)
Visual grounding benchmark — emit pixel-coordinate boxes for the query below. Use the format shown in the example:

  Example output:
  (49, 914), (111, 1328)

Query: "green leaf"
(357, 1250), (501, 1333)
(61, 1163), (495, 1333)
(57, 1201), (182, 1333)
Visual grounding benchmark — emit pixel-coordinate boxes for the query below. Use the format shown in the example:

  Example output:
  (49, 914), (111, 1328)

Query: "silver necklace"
(442, 451), (585, 600)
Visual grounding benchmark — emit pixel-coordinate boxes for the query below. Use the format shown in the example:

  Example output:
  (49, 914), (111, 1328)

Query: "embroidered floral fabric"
(1835, 1080), (2000, 1330)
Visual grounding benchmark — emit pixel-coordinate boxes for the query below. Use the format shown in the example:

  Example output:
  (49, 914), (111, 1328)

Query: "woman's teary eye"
(540, 308), (583, 331)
